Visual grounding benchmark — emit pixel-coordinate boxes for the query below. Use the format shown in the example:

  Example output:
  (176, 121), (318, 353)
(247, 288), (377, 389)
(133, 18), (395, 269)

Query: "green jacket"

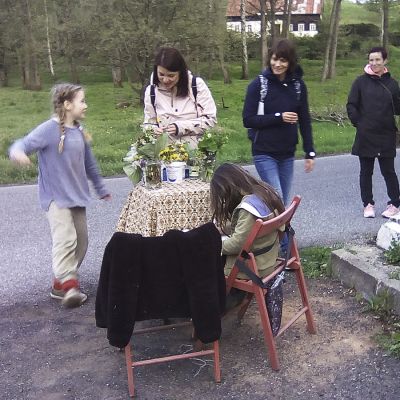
(222, 196), (284, 279)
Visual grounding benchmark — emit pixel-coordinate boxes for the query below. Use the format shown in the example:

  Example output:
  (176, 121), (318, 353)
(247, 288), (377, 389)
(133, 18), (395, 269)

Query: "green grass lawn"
(1, 56), (399, 185)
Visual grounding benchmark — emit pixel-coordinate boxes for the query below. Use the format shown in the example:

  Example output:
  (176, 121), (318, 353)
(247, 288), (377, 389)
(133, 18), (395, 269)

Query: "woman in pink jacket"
(144, 47), (217, 148)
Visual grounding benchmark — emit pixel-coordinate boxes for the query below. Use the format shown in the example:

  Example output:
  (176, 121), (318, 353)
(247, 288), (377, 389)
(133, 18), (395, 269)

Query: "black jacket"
(95, 223), (226, 348)
(347, 72), (400, 158)
(243, 66), (315, 159)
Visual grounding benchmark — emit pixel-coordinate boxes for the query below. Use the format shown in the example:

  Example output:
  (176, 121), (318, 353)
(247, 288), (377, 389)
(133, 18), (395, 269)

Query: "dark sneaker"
(62, 288), (88, 308)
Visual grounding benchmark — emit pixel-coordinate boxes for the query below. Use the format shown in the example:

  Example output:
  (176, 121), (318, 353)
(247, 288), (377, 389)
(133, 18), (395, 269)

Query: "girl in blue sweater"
(9, 83), (111, 308)
(243, 39), (315, 207)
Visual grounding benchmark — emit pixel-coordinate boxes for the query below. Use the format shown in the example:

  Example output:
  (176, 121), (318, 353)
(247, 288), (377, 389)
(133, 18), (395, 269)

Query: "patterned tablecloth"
(116, 179), (212, 236)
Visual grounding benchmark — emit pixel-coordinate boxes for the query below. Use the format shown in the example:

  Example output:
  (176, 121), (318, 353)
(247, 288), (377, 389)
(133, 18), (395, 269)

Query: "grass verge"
(2, 57), (400, 185)
(299, 246), (333, 278)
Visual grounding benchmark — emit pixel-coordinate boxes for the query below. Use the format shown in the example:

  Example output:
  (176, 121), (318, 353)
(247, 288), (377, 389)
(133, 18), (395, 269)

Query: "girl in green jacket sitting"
(210, 163), (285, 311)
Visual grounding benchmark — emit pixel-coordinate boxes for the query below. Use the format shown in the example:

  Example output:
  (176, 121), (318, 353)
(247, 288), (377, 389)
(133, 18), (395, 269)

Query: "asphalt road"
(1, 153), (398, 307)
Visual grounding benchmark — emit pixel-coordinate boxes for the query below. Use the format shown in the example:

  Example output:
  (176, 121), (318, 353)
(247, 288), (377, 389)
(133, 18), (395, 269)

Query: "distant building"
(226, 0), (323, 37)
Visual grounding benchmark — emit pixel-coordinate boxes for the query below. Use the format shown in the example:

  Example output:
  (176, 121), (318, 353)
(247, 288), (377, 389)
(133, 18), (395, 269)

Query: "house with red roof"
(226, 0), (323, 37)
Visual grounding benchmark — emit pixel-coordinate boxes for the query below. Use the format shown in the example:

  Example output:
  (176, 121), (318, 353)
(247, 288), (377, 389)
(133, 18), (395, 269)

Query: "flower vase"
(199, 152), (217, 182)
(166, 161), (186, 183)
(143, 161), (162, 188)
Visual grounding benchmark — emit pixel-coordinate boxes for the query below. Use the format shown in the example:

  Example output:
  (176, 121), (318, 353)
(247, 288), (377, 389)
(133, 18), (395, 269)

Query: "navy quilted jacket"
(243, 66), (315, 159)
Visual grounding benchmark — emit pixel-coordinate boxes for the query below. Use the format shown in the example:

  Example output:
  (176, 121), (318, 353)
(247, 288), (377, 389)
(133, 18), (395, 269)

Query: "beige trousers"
(46, 202), (88, 283)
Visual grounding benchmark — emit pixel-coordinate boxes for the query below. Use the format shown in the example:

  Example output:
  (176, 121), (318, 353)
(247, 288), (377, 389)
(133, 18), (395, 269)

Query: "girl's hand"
(304, 159), (315, 173)
(101, 194), (112, 201)
(10, 150), (31, 166)
(282, 112), (298, 124)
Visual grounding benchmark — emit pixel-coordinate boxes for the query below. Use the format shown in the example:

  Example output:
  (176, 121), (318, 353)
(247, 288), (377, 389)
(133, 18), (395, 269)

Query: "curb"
(331, 246), (400, 316)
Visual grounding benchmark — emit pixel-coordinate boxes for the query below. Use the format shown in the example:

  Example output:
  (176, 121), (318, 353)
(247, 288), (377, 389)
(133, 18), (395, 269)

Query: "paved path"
(1, 153), (399, 307)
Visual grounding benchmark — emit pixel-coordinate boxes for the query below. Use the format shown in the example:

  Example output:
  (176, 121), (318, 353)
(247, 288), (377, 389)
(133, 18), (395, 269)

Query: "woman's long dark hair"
(152, 47), (189, 97)
(267, 39), (298, 74)
(210, 163), (285, 227)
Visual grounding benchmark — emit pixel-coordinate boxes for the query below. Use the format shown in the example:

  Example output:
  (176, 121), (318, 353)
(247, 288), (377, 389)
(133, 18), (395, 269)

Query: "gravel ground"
(1, 275), (399, 400)
(2, 153), (400, 399)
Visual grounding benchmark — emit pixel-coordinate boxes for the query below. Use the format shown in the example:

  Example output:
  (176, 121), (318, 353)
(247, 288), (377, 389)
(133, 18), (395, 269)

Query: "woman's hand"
(164, 124), (178, 136)
(304, 159), (315, 173)
(282, 112), (298, 124)
(152, 127), (164, 136)
(10, 150), (31, 166)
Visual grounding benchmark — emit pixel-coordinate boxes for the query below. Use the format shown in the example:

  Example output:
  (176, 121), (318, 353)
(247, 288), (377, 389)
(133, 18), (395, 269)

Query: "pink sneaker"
(381, 204), (400, 218)
(363, 203), (375, 218)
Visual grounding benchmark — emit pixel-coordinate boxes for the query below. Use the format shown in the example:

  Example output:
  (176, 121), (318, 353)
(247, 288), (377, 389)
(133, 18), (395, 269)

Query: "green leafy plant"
(364, 290), (393, 321)
(388, 270), (400, 280)
(195, 127), (229, 181)
(384, 238), (400, 265)
(197, 127), (229, 155)
(300, 247), (332, 278)
(123, 129), (167, 185)
(376, 323), (400, 358)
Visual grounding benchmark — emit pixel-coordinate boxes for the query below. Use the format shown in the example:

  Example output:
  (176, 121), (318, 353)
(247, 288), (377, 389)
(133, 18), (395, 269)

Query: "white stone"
(376, 221), (400, 250)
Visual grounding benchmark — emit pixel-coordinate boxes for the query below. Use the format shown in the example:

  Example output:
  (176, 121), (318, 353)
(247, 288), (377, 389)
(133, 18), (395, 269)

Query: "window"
(298, 23), (305, 32)
(310, 23), (316, 31)
(289, 24), (293, 32)
(247, 24), (252, 32)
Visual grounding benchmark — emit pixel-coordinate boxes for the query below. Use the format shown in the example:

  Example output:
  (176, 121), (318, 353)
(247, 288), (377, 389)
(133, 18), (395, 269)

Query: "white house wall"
(227, 20), (318, 37)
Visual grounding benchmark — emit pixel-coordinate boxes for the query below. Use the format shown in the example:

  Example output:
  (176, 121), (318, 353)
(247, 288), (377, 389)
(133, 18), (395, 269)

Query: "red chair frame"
(124, 322), (221, 397)
(225, 195), (317, 370)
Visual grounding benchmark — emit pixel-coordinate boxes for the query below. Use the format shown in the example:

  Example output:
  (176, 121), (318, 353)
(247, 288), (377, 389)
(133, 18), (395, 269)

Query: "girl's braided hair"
(51, 83), (90, 153)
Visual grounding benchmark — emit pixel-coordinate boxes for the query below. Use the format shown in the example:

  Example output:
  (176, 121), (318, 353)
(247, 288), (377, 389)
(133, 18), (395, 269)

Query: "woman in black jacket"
(243, 39), (315, 208)
(347, 47), (400, 218)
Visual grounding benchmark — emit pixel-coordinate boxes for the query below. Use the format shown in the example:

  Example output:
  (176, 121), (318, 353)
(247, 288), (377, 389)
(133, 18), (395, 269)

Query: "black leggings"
(359, 157), (400, 207)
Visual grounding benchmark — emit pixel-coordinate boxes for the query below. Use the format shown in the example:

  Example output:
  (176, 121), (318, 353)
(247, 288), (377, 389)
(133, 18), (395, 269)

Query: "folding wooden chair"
(225, 195), (317, 370)
(124, 322), (220, 397)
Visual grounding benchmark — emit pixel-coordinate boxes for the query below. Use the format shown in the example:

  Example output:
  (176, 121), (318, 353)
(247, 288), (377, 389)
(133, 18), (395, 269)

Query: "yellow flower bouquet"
(159, 143), (189, 163)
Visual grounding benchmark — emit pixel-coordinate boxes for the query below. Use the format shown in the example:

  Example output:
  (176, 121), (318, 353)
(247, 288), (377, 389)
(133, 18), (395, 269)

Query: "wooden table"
(116, 179), (211, 236)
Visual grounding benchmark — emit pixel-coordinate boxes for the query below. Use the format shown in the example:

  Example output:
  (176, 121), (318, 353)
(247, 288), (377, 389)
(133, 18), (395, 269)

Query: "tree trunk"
(260, 0), (268, 68)
(206, 53), (215, 81)
(69, 55), (80, 84)
(282, 0), (293, 38)
(327, 0), (342, 79)
(112, 49), (123, 87)
(269, 0), (277, 41)
(44, 0), (55, 79)
(0, 49), (8, 87)
(321, 0), (340, 81)
(22, 0), (41, 90)
(286, 0), (293, 38)
(218, 45), (231, 84)
(112, 66), (123, 88)
(240, 0), (248, 80)
(381, 0), (389, 48)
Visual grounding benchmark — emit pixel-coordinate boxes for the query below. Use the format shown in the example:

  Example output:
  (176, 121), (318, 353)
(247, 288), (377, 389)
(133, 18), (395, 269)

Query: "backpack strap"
(150, 84), (157, 120)
(293, 80), (301, 101)
(191, 75), (199, 117)
(234, 225), (295, 290)
(259, 74), (268, 103)
(257, 75), (268, 115)
(192, 75), (198, 102)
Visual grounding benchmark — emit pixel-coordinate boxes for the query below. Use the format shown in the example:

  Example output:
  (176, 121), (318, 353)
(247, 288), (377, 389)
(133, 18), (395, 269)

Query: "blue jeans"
(253, 154), (294, 206)
(253, 154), (294, 255)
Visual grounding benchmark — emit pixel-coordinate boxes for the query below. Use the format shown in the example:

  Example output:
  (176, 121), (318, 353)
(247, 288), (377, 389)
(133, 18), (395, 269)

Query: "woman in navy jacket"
(243, 39), (315, 207)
